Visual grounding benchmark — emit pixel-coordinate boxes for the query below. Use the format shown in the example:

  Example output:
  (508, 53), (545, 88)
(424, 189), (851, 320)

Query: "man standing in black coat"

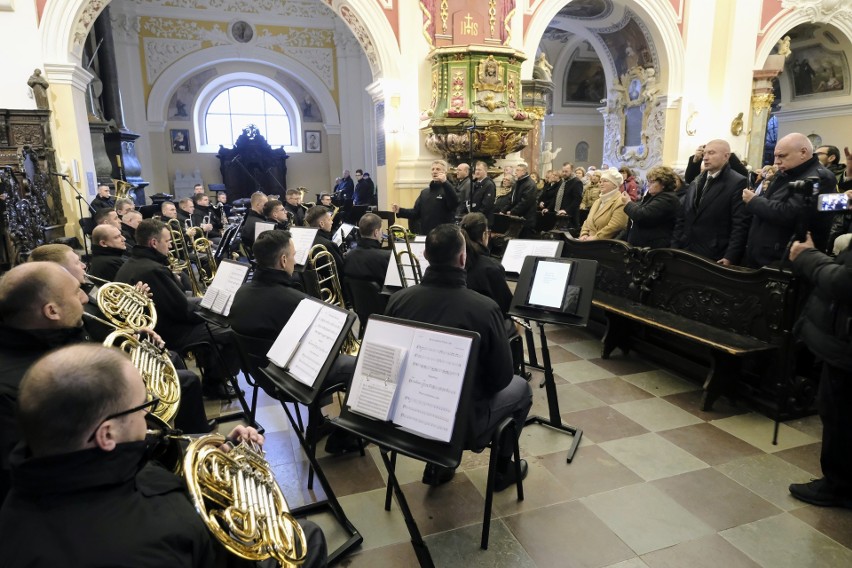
(540, 162), (584, 230)
(88, 224), (127, 282)
(470, 161), (496, 223)
(392, 160), (459, 235)
(742, 132), (837, 267)
(787, 236), (852, 509)
(0, 344), (328, 568)
(354, 171), (375, 206)
(672, 139), (749, 265)
(498, 162), (538, 238)
(343, 213), (391, 286)
(385, 224), (532, 489)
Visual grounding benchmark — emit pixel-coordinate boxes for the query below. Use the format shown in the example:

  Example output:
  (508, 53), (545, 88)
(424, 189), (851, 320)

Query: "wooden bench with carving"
(557, 239), (807, 413)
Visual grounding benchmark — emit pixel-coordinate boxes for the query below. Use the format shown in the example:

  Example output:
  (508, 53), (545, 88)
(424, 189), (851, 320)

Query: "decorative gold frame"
(611, 67), (659, 161)
(474, 55), (505, 92)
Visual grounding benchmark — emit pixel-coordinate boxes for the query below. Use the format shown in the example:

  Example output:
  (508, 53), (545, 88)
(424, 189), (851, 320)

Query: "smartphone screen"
(818, 193), (849, 211)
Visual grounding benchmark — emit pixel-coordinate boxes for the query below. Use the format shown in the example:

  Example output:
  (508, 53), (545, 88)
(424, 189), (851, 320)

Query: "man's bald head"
(702, 139), (732, 174)
(0, 262), (85, 329)
(774, 133), (814, 172)
(251, 191), (268, 213)
(92, 224), (125, 250)
(18, 344), (135, 456)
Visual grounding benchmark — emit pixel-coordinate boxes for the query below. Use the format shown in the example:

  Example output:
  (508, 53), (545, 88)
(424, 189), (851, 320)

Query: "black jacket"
(354, 178), (375, 206)
(465, 242), (513, 316)
(192, 204), (223, 238)
(384, 265), (513, 403)
(114, 246), (202, 346)
(229, 268), (308, 338)
(91, 195), (115, 211)
(541, 177), (584, 227)
(470, 176), (496, 223)
(87, 244), (127, 282)
(745, 156), (836, 267)
(314, 230), (345, 273)
(672, 163), (749, 263)
(793, 247), (852, 371)
(285, 203), (306, 227)
(120, 222), (138, 249)
(343, 238), (391, 286)
(397, 180), (459, 235)
(500, 174), (538, 231)
(455, 177), (471, 215)
(335, 177), (354, 201)
(240, 209), (267, 250)
(624, 191), (681, 248)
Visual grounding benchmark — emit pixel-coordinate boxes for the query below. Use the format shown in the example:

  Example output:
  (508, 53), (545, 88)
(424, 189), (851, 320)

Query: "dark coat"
(455, 177), (471, 215)
(384, 265), (513, 403)
(343, 238), (391, 286)
(624, 191), (681, 248)
(229, 268), (307, 338)
(396, 180), (459, 235)
(354, 178), (375, 206)
(114, 246), (202, 346)
(500, 174), (538, 232)
(121, 222), (138, 249)
(541, 177), (584, 227)
(87, 244), (127, 282)
(192, 204), (223, 237)
(91, 195), (115, 211)
(745, 156), (836, 267)
(793, 247), (852, 371)
(316, 229), (344, 272)
(285, 202), (306, 227)
(239, 209), (267, 250)
(465, 242), (513, 316)
(470, 176), (496, 223)
(335, 176), (354, 201)
(672, 163), (749, 263)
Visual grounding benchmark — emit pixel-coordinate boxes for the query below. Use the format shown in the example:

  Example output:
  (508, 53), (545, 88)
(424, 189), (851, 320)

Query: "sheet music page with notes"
(254, 221), (276, 241)
(346, 320), (473, 442)
(199, 261), (249, 315)
(346, 342), (406, 420)
(383, 241), (430, 287)
(288, 304), (348, 387)
(333, 223), (356, 246)
(501, 239), (562, 274)
(290, 228), (320, 266)
(266, 299), (322, 368)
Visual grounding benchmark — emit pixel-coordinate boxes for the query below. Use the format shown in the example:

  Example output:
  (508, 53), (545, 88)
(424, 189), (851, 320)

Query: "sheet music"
(347, 343), (406, 420)
(266, 299), (322, 368)
(255, 221), (276, 241)
(290, 227), (319, 266)
(288, 305), (348, 387)
(528, 260), (572, 309)
(501, 239), (562, 274)
(383, 241), (430, 287)
(199, 288), (218, 310)
(199, 261), (250, 315)
(333, 223), (356, 246)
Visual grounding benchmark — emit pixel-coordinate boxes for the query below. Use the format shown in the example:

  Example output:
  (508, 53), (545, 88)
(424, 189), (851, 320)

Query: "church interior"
(2, 0), (852, 566)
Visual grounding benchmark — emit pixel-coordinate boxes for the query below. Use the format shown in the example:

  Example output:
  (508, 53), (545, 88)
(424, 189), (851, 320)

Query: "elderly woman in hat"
(579, 168), (629, 241)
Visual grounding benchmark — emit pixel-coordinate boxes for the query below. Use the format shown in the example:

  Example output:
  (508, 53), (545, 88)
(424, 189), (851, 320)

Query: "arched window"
(575, 141), (590, 162)
(204, 85), (291, 148)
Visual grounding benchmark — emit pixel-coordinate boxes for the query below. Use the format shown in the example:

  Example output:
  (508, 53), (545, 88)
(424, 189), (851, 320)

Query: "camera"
(787, 176), (820, 197)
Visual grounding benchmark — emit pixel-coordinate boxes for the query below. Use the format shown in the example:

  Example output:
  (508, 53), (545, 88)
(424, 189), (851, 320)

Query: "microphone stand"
(264, 166), (287, 194)
(53, 173), (94, 257)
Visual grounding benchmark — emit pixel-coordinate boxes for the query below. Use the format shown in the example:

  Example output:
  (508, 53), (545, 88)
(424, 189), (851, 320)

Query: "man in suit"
(672, 139), (750, 266)
(497, 162), (538, 238)
(540, 162), (584, 229)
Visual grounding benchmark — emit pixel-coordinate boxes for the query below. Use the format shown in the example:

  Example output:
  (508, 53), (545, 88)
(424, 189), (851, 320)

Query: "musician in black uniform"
(459, 213), (512, 315)
(284, 189), (306, 227)
(239, 192), (268, 252)
(384, 224), (532, 489)
(343, 213), (391, 286)
(305, 205), (344, 272)
(392, 160), (459, 235)
(88, 224), (128, 282)
(191, 193), (222, 239)
(91, 184), (115, 211)
(120, 210), (142, 250)
(263, 199), (290, 230)
(0, 344), (328, 568)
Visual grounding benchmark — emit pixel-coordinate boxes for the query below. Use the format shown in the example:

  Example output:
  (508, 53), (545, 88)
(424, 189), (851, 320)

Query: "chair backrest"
(79, 217), (95, 236)
(230, 330), (278, 397)
(345, 278), (388, 334)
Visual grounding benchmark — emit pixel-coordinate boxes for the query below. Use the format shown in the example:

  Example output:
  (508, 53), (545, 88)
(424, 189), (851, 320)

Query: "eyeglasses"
(87, 396), (160, 442)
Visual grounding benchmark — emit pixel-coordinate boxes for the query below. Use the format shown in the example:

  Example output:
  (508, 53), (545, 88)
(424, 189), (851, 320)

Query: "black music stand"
(333, 316), (481, 568)
(508, 256), (597, 463)
(259, 301), (363, 565)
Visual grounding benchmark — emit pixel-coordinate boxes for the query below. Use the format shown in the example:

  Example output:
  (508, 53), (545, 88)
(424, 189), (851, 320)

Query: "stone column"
(747, 59), (784, 168)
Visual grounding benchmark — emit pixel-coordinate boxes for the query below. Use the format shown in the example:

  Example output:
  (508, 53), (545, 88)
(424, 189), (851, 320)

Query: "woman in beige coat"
(580, 168), (628, 240)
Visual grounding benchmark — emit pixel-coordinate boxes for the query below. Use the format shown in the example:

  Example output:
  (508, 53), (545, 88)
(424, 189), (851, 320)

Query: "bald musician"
(88, 224), (127, 282)
(240, 191), (269, 251)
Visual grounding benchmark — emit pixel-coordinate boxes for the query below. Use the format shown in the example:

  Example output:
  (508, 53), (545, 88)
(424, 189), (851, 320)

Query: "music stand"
(333, 315), (480, 568)
(259, 300), (362, 564)
(508, 256), (597, 463)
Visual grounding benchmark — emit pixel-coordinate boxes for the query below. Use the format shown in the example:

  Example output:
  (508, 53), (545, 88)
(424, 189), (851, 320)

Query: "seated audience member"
(91, 184), (115, 211)
(93, 206), (121, 229)
(460, 212), (513, 316)
(305, 205), (344, 270)
(240, 191), (269, 251)
(88, 224), (128, 281)
(191, 193), (221, 238)
(115, 197), (135, 218)
(27, 244), (212, 435)
(229, 230), (360, 454)
(284, 189), (307, 227)
(622, 166), (682, 248)
(497, 163), (538, 238)
(743, 132), (837, 267)
(392, 160), (459, 235)
(672, 139), (749, 266)
(0, 344), (328, 568)
(120, 210), (142, 249)
(384, 224), (532, 489)
(115, 219), (238, 399)
(579, 170), (602, 225)
(263, 199), (290, 230)
(580, 168), (629, 241)
(343, 213), (391, 286)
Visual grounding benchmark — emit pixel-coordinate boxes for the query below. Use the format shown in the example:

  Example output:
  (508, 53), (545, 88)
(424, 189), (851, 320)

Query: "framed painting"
(304, 130), (322, 153)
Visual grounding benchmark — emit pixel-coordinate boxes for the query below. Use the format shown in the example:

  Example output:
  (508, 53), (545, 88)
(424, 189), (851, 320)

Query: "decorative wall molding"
(73, 0), (109, 50)
(128, 0), (335, 19)
(775, 102), (852, 121)
(110, 12), (141, 42)
(0, 0), (14, 13)
(781, 0), (852, 24)
(142, 38), (204, 84)
(338, 5), (380, 75)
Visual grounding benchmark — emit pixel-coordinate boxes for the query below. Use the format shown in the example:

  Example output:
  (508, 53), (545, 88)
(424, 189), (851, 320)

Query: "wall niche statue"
(602, 66), (663, 168)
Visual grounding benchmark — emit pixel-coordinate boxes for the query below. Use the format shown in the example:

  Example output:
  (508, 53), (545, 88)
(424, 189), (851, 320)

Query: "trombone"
(305, 243), (359, 356)
(387, 224), (422, 288)
(166, 218), (205, 297)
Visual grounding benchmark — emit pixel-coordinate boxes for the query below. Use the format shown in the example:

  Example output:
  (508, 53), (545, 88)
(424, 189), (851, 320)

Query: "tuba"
(145, 419), (308, 566)
(83, 279), (181, 424)
(305, 244), (360, 355)
(387, 224), (422, 288)
(112, 178), (135, 200)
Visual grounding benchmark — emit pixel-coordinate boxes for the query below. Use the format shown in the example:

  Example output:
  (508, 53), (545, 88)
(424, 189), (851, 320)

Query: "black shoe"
(202, 382), (241, 400)
(324, 430), (362, 455)
(494, 459), (528, 492)
(422, 463), (455, 486)
(789, 479), (852, 508)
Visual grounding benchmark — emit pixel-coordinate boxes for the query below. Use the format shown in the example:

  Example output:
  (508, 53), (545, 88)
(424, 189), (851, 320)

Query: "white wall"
(0, 3), (48, 109)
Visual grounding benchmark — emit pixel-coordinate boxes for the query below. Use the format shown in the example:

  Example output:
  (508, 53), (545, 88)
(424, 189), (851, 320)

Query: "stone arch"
(552, 33), (617, 106)
(146, 45), (341, 129)
(755, 10), (852, 69)
(523, 0), (684, 97)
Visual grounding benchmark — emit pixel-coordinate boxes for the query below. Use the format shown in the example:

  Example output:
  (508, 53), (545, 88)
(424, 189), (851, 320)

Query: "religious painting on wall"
(171, 129), (191, 153)
(598, 15), (655, 78)
(563, 57), (606, 105)
(787, 45), (848, 99)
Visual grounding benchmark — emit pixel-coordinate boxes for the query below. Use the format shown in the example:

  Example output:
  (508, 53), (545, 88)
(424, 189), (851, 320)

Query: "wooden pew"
(557, 239), (807, 414)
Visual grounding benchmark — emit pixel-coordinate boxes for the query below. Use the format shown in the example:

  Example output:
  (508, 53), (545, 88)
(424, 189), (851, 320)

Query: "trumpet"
(305, 244), (360, 356)
(145, 421), (308, 566)
(387, 224), (422, 288)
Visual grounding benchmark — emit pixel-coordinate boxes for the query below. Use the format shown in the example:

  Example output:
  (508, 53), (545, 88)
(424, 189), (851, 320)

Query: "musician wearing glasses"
(240, 191), (269, 251)
(384, 225), (532, 489)
(0, 344), (329, 568)
(284, 189), (307, 227)
(230, 231), (362, 455)
(88, 224), (128, 282)
(343, 213), (391, 287)
(391, 160), (459, 235)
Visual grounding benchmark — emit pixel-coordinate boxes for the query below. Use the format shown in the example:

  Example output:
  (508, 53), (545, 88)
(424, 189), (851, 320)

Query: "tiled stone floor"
(207, 326), (852, 567)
